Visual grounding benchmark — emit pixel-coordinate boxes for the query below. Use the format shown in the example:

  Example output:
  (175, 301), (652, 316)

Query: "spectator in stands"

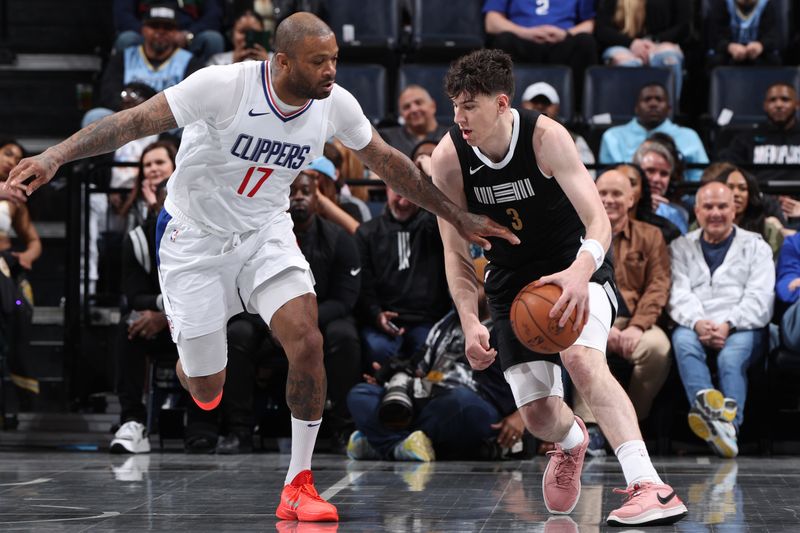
(707, 0), (782, 68)
(669, 181), (774, 458)
(595, 0), (691, 97)
(325, 139), (372, 204)
(482, 0), (597, 108)
(632, 141), (690, 233)
(719, 83), (800, 225)
(600, 83), (708, 181)
(321, 144), (372, 222)
(110, 178), (173, 454)
(379, 85), (450, 158)
(84, 4), (205, 128)
(775, 233), (800, 351)
(355, 186), (451, 366)
(113, 0), (224, 64)
(616, 163), (682, 243)
(207, 10), (270, 66)
(410, 139), (437, 178)
(289, 171), (363, 450)
(305, 156), (369, 224)
(713, 165), (786, 257)
(0, 139), (40, 405)
(118, 140), (177, 232)
(520, 82), (595, 176)
(346, 258), (522, 462)
(574, 169), (671, 454)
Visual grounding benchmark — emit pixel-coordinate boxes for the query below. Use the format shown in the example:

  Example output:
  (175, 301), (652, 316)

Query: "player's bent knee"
(187, 370), (226, 403)
(285, 329), (324, 366)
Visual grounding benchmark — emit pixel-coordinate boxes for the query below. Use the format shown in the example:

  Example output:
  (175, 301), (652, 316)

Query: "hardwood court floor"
(0, 451), (798, 531)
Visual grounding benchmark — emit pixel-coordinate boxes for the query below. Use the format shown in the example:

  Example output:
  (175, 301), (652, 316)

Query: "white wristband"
(577, 238), (604, 272)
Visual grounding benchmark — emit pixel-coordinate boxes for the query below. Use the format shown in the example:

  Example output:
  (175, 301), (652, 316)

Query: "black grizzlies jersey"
(450, 109), (585, 270)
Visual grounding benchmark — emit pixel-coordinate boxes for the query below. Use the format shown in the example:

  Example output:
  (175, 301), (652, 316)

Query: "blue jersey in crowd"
(482, 0), (596, 29)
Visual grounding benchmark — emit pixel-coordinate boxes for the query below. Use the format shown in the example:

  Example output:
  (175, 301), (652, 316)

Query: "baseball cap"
(143, 4), (178, 26)
(307, 157), (336, 180)
(521, 82), (560, 105)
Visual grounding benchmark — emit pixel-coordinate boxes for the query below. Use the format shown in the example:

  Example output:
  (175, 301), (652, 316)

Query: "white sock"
(285, 415), (322, 485)
(615, 440), (663, 486)
(558, 419), (585, 452)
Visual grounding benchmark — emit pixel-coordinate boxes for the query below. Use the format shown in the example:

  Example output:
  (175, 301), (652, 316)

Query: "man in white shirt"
(4, 12), (516, 523)
(669, 182), (774, 458)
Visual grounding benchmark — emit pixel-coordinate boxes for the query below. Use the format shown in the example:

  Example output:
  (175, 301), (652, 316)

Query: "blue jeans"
(113, 29), (224, 64)
(361, 323), (432, 365)
(346, 383), (500, 459)
(672, 326), (765, 428)
(780, 299), (800, 352)
(602, 45), (684, 99)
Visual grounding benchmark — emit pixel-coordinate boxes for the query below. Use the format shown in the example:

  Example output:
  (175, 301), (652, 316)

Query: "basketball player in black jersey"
(430, 50), (687, 527)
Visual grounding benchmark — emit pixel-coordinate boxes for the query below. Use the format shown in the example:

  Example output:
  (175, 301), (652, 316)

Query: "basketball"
(511, 283), (583, 353)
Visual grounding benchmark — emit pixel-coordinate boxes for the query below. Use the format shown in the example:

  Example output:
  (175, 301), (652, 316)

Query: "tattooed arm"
(354, 128), (519, 249)
(4, 93), (177, 196)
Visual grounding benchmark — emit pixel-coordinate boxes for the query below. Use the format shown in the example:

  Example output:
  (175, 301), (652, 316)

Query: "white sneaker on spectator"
(110, 421), (151, 454)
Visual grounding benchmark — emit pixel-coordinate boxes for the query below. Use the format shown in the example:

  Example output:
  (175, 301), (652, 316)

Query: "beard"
(288, 71), (332, 100)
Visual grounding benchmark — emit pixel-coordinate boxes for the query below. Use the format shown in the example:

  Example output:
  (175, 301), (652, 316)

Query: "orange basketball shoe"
(276, 470), (339, 522)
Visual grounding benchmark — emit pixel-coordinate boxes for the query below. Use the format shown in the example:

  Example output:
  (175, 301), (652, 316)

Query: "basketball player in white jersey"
(5, 13), (517, 523)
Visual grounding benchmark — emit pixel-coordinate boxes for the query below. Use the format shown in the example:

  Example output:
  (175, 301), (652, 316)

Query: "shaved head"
(273, 12), (334, 56)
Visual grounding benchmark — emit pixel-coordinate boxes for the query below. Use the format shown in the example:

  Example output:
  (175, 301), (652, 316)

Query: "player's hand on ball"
(464, 322), (496, 370)
(455, 212), (520, 251)
(535, 263), (591, 331)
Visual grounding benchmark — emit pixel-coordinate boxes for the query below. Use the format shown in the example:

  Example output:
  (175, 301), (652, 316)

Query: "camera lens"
(378, 373), (414, 429)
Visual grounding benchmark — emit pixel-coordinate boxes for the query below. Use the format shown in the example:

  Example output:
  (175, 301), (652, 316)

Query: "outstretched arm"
(431, 135), (496, 370)
(354, 128), (519, 250)
(5, 93), (177, 196)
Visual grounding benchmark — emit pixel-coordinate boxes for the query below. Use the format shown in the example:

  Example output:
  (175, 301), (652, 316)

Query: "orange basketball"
(510, 283), (584, 353)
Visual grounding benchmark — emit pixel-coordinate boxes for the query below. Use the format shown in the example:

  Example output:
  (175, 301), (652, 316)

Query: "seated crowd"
(4, 0), (800, 463)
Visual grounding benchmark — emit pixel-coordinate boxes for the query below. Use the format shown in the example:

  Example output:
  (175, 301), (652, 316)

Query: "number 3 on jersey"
(506, 207), (523, 230)
(237, 166), (273, 197)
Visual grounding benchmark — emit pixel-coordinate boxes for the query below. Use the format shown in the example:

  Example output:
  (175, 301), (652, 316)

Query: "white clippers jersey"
(163, 61), (372, 235)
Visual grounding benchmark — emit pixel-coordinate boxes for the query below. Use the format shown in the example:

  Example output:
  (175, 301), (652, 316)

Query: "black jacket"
(719, 123), (800, 181)
(707, 0), (779, 56)
(121, 213), (160, 311)
(355, 208), (450, 326)
(295, 215), (361, 330)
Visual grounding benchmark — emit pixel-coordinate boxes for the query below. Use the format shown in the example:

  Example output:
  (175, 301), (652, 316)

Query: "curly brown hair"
(445, 49), (515, 101)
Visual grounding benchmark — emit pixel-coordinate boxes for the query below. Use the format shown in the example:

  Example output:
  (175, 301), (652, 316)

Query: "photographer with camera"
(207, 10), (271, 66)
(346, 258), (524, 462)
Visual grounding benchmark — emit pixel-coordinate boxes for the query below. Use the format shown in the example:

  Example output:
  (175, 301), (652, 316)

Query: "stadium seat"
(398, 63), (453, 124)
(583, 66), (675, 126)
(709, 66), (800, 127)
(512, 65), (574, 124)
(410, 0), (484, 55)
(326, 0), (399, 51)
(335, 64), (388, 125)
